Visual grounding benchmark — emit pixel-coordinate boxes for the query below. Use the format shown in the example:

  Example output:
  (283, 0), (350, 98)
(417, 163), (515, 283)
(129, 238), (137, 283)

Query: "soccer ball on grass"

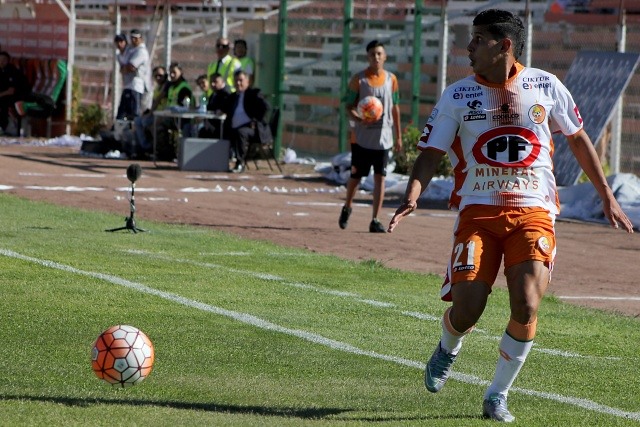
(91, 325), (154, 387)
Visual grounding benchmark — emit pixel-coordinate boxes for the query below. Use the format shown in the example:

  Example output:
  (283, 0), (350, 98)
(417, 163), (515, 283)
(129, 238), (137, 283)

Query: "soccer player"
(339, 40), (402, 233)
(387, 9), (633, 422)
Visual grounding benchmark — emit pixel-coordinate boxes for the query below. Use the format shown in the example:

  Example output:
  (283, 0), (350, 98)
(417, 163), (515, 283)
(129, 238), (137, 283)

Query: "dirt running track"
(1, 143), (638, 317)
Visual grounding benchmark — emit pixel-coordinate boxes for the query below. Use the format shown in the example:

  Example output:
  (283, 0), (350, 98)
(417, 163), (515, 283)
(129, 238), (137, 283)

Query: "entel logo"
(472, 126), (541, 167)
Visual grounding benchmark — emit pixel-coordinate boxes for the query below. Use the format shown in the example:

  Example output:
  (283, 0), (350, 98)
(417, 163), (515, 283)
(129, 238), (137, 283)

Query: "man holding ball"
(339, 40), (403, 233)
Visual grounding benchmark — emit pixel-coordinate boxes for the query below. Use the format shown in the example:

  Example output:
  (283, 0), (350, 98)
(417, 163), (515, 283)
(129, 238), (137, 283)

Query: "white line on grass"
(198, 252), (315, 257)
(1, 248), (638, 421)
(127, 249), (620, 361)
(559, 296), (640, 301)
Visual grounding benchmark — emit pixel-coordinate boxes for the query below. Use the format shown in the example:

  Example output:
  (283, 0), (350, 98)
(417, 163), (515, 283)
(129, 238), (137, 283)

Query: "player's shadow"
(1, 394), (348, 419)
(2, 393), (484, 422)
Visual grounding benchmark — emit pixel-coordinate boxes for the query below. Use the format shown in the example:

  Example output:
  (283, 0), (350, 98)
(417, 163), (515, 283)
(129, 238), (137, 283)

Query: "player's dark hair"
(366, 39), (384, 53)
(234, 39), (247, 48)
(473, 9), (525, 59)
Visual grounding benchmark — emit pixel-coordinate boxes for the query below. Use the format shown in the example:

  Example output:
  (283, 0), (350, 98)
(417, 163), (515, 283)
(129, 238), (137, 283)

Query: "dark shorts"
(350, 143), (389, 179)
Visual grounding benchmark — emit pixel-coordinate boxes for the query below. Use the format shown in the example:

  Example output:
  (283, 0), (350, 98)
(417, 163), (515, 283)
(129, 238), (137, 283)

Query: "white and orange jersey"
(418, 63), (583, 214)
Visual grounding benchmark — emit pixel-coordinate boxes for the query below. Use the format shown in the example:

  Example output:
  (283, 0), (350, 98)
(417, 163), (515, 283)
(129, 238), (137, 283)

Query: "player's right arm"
(388, 148), (445, 233)
(388, 91), (459, 232)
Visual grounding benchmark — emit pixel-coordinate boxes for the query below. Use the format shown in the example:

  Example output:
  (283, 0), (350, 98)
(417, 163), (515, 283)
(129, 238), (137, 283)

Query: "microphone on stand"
(126, 163), (142, 184)
(106, 163), (147, 233)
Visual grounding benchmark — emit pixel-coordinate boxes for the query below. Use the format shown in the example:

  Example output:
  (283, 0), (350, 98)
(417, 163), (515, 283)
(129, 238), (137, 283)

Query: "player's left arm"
(567, 129), (634, 233)
(391, 74), (402, 152)
(346, 75), (361, 121)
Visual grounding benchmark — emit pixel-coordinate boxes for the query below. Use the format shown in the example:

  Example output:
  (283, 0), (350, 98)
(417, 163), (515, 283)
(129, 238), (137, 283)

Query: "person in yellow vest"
(206, 37), (241, 93)
(233, 39), (255, 86)
(154, 62), (193, 161)
(166, 62), (192, 107)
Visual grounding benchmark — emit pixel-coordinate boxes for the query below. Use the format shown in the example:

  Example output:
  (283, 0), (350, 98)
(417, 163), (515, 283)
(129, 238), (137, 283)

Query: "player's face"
(367, 46), (386, 71)
(467, 27), (504, 78)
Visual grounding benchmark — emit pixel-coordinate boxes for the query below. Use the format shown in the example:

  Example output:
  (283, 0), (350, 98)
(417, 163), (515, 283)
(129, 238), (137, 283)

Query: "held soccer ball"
(91, 325), (155, 388)
(357, 96), (383, 123)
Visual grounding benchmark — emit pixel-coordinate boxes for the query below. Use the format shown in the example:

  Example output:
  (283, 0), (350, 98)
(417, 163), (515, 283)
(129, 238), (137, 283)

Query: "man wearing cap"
(116, 29), (150, 120)
(206, 37), (241, 93)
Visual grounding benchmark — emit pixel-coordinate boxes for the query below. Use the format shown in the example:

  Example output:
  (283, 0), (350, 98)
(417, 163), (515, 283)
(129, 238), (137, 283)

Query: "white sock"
(439, 307), (470, 355)
(485, 332), (533, 399)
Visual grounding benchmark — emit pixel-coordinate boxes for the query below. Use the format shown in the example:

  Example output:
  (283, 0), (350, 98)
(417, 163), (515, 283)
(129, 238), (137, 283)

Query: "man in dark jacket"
(221, 70), (272, 173)
(198, 72), (231, 139)
(0, 51), (30, 135)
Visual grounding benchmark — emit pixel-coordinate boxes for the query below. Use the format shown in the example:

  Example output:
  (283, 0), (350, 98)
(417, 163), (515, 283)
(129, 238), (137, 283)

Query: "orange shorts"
(440, 205), (556, 301)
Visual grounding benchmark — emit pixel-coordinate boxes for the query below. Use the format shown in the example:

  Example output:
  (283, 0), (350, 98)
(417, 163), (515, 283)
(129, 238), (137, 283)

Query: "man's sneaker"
(483, 393), (515, 423)
(424, 342), (457, 393)
(231, 163), (245, 173)
(369, 218), (386, 233)
(339, 206), (352, 229)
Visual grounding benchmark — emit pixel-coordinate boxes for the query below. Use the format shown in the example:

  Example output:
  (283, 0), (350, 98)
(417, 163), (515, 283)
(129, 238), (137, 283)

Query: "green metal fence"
(259, 1), (640, 177)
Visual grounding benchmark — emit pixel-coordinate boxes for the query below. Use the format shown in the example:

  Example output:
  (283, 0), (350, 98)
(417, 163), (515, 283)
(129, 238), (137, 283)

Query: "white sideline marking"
(286, 201), (370, 207)
(115, 187), (165, 192)
(559, 296), (640, 301)
(401, 311), (440, 322)
(1, 248), (638, 421)
(199, 251), (253, 256)
(1, 181), (333, 195)
(198, 252), (315, 257)
(24, 186), (104, 192)
(17, 172), (105, 178)
(128, 249), (619, 361)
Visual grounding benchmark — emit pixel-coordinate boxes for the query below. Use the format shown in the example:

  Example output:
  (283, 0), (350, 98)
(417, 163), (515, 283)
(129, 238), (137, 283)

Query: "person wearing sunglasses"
(206, 37), (241, 93)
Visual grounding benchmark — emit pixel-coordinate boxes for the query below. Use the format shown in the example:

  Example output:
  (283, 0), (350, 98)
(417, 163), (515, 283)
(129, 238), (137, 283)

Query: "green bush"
(75, 104), (105, 137)
(393, 124), (452, 177)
